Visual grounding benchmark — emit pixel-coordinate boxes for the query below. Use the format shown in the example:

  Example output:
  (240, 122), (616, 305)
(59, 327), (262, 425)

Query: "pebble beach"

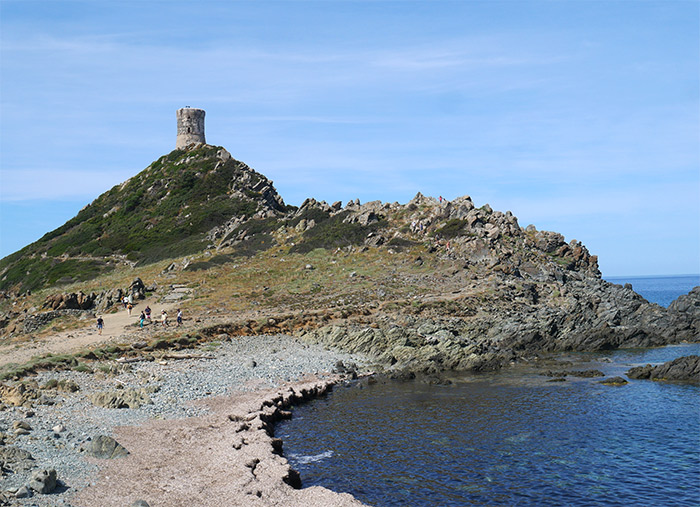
(0, 334), (367, 506)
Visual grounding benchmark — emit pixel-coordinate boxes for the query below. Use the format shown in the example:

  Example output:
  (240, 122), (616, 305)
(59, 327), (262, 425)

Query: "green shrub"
(290, 211), (386, 254)
(435, 219), (469, 239)
(230, 233), (276, 257)
(387, 237), (419, 250)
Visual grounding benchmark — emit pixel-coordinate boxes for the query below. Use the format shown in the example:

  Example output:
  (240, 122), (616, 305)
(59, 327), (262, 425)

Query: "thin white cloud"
(0, 169), (123, 202)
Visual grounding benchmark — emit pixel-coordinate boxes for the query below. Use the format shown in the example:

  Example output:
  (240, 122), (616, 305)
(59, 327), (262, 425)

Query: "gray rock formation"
(627, 355), (700, 383)
(88, 387), (158, 409)
(0, 447), (34, 472)
(81, 435), (129, 459)
(301, 282), (700, 375)
(43, 291), (97, 310)
(29, 468), (57, 494)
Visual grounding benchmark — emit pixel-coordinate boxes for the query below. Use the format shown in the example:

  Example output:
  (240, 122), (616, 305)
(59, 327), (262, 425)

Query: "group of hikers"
(138, 307), (183, 329)
(96, 300), (183, 334)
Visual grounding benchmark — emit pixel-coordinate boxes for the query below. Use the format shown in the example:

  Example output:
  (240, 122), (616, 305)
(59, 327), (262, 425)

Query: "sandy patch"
(71, 378), (366, 507)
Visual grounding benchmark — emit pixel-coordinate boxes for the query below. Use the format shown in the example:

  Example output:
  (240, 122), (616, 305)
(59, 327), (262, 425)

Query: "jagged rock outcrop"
(0, 140), (696, 379)
(301, 277), (699, 375)
(43, 292), (96, 311)
(667, 286), (700, 335)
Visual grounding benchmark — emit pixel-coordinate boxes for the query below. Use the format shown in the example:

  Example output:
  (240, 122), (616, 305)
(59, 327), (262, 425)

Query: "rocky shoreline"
(297, 281), (700, 377)
(0, 314), (697, 505)
(0, 335), (368, 506)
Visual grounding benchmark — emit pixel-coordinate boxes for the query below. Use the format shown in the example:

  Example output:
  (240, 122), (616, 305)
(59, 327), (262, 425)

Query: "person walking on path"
(145, 306), (152, 321)
(176, 309), (183, 327)
(161, 310), (168, 328)
(96, 316), (104, 335)
(139, 311), (146, 329)
(127, 303), (133, 316)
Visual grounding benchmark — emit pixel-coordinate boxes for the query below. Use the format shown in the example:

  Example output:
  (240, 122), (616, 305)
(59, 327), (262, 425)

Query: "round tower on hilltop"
(176, 107), (206, 149)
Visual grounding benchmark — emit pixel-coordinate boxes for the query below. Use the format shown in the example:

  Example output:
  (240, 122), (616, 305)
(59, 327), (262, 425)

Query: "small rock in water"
(598, 376), (629, 386)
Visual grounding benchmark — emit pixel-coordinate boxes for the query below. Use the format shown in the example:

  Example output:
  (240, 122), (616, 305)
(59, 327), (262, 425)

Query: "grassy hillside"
(0, 146), (285, 293)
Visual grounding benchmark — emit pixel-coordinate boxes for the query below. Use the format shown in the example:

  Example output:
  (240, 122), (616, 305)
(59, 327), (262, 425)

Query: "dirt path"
(0, 295), (185, 369)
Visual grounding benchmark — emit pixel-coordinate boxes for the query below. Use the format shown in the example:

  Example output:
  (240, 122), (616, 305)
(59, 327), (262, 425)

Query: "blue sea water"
(278, 277), (700, 506)
(604, 274), (699, 307)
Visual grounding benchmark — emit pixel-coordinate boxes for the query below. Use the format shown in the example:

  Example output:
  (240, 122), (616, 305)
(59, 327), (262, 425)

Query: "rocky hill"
(0, 144), (698, 376)
(0, 145), (285, 293)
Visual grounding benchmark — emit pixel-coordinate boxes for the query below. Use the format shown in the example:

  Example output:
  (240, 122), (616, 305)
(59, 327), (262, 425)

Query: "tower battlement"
(176, 107), (206, 149)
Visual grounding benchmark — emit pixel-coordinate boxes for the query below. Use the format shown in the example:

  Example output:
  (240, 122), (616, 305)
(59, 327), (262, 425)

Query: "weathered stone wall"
(176, 108), (206, 149)
(23, 309), (91, 334)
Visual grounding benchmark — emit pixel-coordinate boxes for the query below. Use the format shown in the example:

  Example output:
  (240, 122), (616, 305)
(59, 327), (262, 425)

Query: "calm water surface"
(604, 274), (699, 307)
(278, 277), (700, 506)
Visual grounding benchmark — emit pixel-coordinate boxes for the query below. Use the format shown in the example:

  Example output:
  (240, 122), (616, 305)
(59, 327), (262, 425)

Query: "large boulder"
(129, 278), (147, 300)
(29, 468), (57, 494)
(81, 435), (129, 459)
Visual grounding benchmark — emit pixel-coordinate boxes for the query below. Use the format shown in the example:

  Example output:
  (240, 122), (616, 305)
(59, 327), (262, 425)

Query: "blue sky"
(1, 1), (698, 276)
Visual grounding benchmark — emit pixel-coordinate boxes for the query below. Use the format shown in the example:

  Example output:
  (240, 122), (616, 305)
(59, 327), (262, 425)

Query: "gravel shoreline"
(0, 334), (367, 506)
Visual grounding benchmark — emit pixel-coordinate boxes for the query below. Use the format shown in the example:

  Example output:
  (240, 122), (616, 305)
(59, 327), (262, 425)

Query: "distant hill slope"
(0, 145), (286, 292)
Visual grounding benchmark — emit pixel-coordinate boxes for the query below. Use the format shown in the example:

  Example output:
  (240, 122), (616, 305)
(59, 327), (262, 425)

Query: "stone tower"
(176, 107), (206, 149)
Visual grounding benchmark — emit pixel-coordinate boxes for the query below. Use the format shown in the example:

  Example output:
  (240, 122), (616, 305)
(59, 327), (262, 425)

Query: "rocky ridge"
(0, 144), (698, 377)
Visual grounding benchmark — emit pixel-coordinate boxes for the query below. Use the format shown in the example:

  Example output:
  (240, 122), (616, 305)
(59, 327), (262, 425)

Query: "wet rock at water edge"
(626, 355), (700, 383)
(598, 376), (629, 386)
(541, 369), (605, 378)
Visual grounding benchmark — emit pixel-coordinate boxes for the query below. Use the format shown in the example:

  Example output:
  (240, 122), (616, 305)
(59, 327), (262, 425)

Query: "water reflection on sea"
(277, 344), (700, 506)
